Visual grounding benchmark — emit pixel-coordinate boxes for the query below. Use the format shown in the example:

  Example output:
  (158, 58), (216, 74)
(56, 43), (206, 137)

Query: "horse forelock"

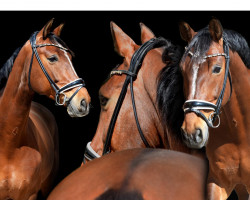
(181, 27), (211, 65)
(181, 27), (250, 69)
(0, 47), (22, 90)
(156, 42), (185, 147)
(47, 33), (75, 57)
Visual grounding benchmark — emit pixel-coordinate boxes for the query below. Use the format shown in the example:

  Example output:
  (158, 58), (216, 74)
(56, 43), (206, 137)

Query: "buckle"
(208, 112), (220, 128)
(55, 92), (67, 106)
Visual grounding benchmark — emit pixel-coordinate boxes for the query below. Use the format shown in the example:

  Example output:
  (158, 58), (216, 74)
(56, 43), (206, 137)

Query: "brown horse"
(47, 22), (208, 200)
(179, 18), (250, 199)
(0, 19), (90, 200)
(48, 148), (207, 200)
(84, 22), (204, 161)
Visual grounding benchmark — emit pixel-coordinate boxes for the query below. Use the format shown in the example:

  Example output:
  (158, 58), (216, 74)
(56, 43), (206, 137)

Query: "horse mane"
(182, 27), (250, 69)
(0, 47), (22, 90)
(224, 30), (250, 68)
(157, 42), (185, 146)
(0, 32), (75, 91)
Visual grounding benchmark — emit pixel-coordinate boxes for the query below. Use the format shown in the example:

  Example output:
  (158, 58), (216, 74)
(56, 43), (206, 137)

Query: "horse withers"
(0, 19), (90, 200)
(179, 18), (250, 199)
(48, 148), (207, 200)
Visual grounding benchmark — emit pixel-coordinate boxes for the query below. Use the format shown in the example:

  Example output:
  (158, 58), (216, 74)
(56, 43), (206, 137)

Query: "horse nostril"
(194, 129), (203, 143)
(80, 99), (87, 112)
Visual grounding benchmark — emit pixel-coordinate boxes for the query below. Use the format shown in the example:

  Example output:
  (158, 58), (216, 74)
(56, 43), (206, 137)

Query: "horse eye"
(99, 95), (109, 107)
(212, 65), (222, 74)
(47, 55), (58, 63)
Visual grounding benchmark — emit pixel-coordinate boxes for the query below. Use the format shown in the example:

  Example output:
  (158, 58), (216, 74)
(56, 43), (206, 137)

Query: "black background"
(1, 11), (248, 199)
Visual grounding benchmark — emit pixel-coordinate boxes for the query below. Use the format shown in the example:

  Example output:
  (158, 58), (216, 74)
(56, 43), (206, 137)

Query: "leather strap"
(102, 37), (168, 155)
(183, 37), (232, 128)
(28, 31), (85, 106)
(110, 70), (137, 77)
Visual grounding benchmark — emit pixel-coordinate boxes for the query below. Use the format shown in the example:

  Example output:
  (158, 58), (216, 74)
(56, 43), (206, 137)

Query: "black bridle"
(183, 37), (232, 128)
(29, 31), (85, 106)
(84, 37), (168, 162)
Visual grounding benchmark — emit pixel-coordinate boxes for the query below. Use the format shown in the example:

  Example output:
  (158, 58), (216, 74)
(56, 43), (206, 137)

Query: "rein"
(183, 37), (232, 128)
(29, 31), (85, 106)
(84, 37), (168, 162)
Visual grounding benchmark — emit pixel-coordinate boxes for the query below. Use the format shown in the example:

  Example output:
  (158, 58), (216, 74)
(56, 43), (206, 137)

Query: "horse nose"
(194, 128), (203, 143)
(80, 99), (87, 112)
(181, 127), (203, 146)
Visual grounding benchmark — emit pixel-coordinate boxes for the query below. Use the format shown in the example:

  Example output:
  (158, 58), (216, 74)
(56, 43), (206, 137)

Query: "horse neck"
(141, 51), (204, 157)
(0, 45), (34, 150)
(219, 52), (250, 142)
(138, 50), (169, 148)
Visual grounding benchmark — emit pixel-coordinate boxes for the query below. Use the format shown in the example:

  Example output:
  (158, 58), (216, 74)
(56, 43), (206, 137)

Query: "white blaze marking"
(191, 63), (199, 98)
(63, 50), (78, 77)
(190, 57), (206, 98)
(57, 43), (78, 77)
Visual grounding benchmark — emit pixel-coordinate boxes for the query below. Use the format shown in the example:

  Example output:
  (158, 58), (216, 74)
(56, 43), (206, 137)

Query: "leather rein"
(84, 37), (168, 162)
(183, 37), (232, 128)
(29, 31), (85, 106)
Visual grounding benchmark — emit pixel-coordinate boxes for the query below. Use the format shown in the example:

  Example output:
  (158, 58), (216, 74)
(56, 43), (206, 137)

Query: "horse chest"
(208, 143), (240, 178)
(0, 146), (42, 200)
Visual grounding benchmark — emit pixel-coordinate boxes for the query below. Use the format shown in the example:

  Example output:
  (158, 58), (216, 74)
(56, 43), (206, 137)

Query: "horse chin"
(67, 102), (89, 117)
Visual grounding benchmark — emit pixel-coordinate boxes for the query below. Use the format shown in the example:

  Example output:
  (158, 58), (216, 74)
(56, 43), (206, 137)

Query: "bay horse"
(179, 18), (250, 199)
(84, 21), (204, 162)
(48, 148), (207, 200)
(0, 19), (90, 200)
(47, 22), (208, 200)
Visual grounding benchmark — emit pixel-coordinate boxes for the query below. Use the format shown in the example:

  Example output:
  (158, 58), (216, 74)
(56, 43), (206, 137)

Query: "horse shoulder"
(0, 146), (42, 200)
(27, 102), (59, 183)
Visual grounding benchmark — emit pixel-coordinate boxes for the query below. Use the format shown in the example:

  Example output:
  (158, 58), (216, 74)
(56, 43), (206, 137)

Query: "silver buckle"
(208, 112), (220, 128)
(55, 92), (67, 106)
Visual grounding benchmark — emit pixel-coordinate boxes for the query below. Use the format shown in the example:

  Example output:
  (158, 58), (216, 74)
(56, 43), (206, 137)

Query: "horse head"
(26, 19), (91, 117)
(179, 19), (232, 149)
(84, 22), (186, 162)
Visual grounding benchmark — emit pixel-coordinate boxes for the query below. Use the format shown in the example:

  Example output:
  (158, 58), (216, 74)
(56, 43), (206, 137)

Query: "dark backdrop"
(1, 11), (248, 199)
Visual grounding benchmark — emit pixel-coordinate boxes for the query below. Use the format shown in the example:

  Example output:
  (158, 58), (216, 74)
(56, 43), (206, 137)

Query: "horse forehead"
(207, 42), (223, 54)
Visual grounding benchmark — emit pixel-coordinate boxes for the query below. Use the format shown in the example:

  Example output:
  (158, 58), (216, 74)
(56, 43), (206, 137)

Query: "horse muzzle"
(181, 127), (208, 149)
(67, 98), (90, 117)
(181, 113), (209, 149)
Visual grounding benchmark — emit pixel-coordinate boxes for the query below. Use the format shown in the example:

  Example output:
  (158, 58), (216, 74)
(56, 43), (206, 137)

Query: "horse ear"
(110, 21), (137, 58)
(209, 18), (223, 43)
(179, 21), (195, 43)
(140, 22), (155, 44)
(53, 23), (64, 37)
(37, 18), (54, 40)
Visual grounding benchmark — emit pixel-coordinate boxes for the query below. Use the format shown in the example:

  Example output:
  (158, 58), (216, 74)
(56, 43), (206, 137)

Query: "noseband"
(84, 37), (168, 162)
(183, 37), (232, 128)
(29, 31), (85, 106)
